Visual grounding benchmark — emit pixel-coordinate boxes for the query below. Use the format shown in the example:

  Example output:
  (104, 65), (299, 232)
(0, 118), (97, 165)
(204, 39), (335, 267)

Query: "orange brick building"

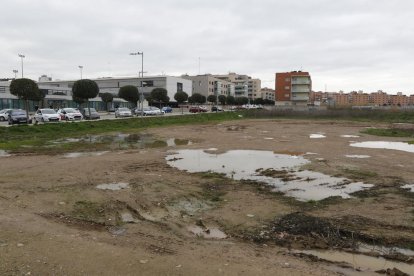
(275, 71), (311, 104)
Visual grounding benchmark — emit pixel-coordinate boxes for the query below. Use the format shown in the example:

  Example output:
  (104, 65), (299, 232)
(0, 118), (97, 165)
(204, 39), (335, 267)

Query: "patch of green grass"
(361, 128), (414, 138)
(342, 168), (378, 180)
(0, 112), (242, 152)
(72, 200), (105, 222)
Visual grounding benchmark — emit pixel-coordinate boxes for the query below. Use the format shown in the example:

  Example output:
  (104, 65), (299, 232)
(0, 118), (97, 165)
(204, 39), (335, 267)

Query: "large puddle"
(350, 141), (414, 153)
(54, 134), (192, 149)
(166, 150), (373, 201)
(300, 249), (414, 275)
(96, 182), (129, 190)
(64, 151), (109, 158)
(310, 133), (326, 139)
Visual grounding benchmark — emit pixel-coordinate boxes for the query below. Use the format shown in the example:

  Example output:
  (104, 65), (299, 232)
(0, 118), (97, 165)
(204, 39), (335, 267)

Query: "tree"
(191, 93), (205, 104)
(188, 95), (194, 104)
(100, 92), (114, 111)
(254, 98), (265, 105)
(235, 97), (248, 105)
(174, 91), (188, 114)
(207, 95), (216, 104)
(174, 91), (188, 104)
(226, 95), (235, 105)
(150, 88), (169, 108)
(218, 95), (226, 105)
(72, 79), (99, 117)
(118, 85), (139, 107)
(72, 94), (87, 107)
(9, 78), (41, 118)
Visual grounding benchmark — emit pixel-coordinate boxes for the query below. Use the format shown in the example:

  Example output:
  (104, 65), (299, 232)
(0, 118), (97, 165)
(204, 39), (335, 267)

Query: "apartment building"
(211, 73), (261, 100)
(309, 90), (414, 107)
(259, 87), (275, 102)
(275, 71), (312, 105)
(181, 74), (234, 98)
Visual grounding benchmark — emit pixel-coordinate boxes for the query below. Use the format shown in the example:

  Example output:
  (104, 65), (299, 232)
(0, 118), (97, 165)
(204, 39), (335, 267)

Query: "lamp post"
(129, 52), (144, 116)
(18, 54), (25, 78)
(78, 65), (83, 79)
(12, 70), (18, 79)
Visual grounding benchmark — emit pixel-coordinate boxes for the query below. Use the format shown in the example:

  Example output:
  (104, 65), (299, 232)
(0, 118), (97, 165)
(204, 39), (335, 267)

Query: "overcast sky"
(1, 0), (413, 94)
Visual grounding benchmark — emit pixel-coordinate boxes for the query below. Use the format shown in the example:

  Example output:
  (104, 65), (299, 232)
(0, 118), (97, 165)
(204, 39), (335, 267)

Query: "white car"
(0, 109), (12, 121)
(57, 108), (83, 121)
(115, 107), (133, 118)
(33, 108), (60, 124)
(142, 106), (164, 116)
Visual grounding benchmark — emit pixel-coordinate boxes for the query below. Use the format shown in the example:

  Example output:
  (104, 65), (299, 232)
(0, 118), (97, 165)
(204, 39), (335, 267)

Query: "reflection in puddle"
(187, 226), (227, 239)
(345, 155), (371, 159)
(310, 134), (326, 139)
(341, 135), (360, 138)
(96, 182), (129, 191)
(264, 137), (274, 140)
(64, 151), (109, 158)
(401, 184), (414, 192)
(0, 150), (11, 157)
(166, 150), (373, 201)
(350, 141), (414, 153)
(299, 249), (414, 275)
(55, 134), (191, 149)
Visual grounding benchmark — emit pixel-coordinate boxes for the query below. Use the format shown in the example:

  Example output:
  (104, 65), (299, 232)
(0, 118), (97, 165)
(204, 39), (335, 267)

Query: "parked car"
(189, 106), (208, 113)
(0, 109), (12, 121)
(135, 106), (164, 116)
(8, 109), (31, 125)
(57, 108), (83, 121)
(211, 106), (224, 112)
(161, 106), (173, 113)
(33, 108), (60, 124)
(115, 107), (133, 118)
(82, 108), (100, 120)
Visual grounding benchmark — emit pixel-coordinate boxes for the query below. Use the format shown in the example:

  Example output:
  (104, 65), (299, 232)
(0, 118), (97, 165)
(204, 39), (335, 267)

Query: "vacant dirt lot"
(1, 119), (413, 275)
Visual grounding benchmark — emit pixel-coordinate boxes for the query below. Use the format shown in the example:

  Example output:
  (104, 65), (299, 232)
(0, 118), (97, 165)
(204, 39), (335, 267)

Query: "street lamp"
(18, 54), (25, 78)
(129, 52), (144, 116)
(12, 70), (18, 79)
(78, 65), (83, 79)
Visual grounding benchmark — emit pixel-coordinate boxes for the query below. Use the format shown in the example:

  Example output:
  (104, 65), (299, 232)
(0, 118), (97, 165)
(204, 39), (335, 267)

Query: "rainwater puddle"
(401, 184), (414, 192)
(55, 134), (192, 149)
(310, 134), (326, 139)
(264, 137), (274, 140)
(345, 155), (371, 159)
(0, 150), (11, 157)
(96, 182), (129, 191)
(341, 135), (360, 138)
(166, 150), (373, 201)
(350, 141), (414, 153)
(64, 151), (109, 158)
(300, 249), (414, 275)
(187, 226), (227, 239)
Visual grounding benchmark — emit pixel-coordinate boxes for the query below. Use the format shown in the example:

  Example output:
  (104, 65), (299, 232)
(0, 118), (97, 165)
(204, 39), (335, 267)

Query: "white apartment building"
(211, 73), (261, 100)
(181, 74), (234, 98)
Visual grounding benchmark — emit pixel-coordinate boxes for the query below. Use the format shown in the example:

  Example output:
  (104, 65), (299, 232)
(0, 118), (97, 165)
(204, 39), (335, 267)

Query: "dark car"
(8, 109), (30, 125)
(162, 106), (173, 113)
(82, 108), (100, 120)
(211, 106), (224, 112)
(189, 106), (208, 113)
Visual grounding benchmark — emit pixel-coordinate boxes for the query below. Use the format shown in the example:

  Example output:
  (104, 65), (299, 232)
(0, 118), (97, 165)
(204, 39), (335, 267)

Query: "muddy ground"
(1, 119), (413, 275)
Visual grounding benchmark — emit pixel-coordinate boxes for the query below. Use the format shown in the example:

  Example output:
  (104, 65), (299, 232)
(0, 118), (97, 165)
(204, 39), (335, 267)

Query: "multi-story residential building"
(370, 90), (389, 106)
(350, 91), (370, 106)
(275, 71), (312, 105)
(181, 74), (234, 98)
(0, 75), (192, 110)
(390, 92), (409, 106)
(211, 73), (261, 100)
(259, 88), (275, 102)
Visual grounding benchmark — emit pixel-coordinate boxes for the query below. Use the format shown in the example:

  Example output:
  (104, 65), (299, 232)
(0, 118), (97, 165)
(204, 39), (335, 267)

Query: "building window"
(143, 80), (154, 87)
(0, 86), (5, 93)
(177, 82), (183, 91)
(285, 86), (290, 90)
(285, 78), (290, 82)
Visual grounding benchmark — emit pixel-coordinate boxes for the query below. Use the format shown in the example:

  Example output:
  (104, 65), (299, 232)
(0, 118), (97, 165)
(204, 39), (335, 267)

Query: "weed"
(361, 128), (414, 138)
(342, 168), (378, 180)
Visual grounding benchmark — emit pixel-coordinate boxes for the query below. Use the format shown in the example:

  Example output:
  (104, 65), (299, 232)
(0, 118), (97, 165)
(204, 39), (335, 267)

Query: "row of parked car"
(0, 107), (101, 125)
(115, 106), (173, 117)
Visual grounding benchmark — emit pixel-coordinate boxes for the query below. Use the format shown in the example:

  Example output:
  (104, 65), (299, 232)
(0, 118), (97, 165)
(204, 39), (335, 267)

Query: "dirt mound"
(248, 212), (379, 250)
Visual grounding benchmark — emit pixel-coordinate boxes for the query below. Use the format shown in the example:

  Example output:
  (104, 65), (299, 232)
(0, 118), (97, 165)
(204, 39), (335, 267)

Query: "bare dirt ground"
(1, 119), (413, 275)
